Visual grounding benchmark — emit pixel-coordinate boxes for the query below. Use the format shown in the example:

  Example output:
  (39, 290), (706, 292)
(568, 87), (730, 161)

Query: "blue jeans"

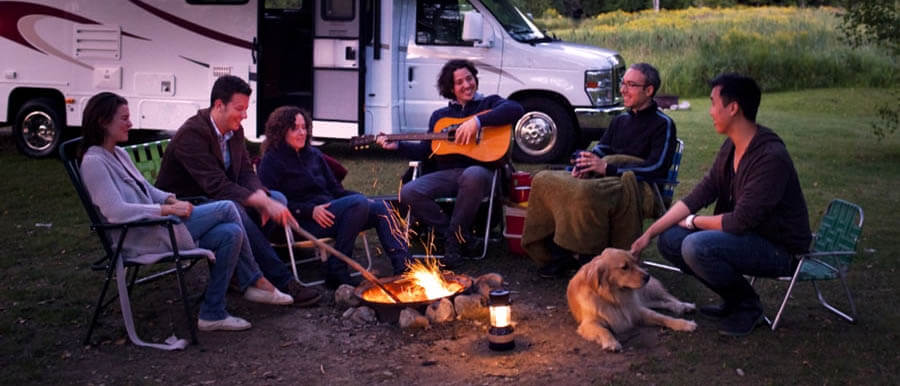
(183, 200), (261, 321)
(399, 166), (493, 241)
(234, 191), (295, 292)
(297, 194), (409, 278)
(657, 226), (793, 305)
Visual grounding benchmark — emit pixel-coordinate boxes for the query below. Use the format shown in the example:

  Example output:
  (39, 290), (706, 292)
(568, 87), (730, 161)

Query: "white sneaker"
(243, 286), (294, 305)
(197, 315), (252, 331)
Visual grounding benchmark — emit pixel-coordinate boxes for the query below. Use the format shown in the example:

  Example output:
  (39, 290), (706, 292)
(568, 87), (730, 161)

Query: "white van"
(0, 0), (625, 162)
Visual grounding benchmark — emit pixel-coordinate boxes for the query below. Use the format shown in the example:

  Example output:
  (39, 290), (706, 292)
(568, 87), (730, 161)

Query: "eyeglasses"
(621, 81), (648, 89)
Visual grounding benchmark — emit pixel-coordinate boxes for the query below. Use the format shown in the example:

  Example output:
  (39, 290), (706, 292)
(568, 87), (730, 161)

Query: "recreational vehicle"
(0, 0), (625, 162)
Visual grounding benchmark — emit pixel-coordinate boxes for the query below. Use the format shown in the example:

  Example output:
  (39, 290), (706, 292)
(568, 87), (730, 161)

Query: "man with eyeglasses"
(522, 62), (677, 278)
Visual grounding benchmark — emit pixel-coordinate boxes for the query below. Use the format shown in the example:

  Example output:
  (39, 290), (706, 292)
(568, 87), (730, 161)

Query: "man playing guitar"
(376, 59), (523, 267)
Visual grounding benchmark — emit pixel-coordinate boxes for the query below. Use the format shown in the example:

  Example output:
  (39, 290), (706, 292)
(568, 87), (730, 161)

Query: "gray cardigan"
(81, 146), (196, 264)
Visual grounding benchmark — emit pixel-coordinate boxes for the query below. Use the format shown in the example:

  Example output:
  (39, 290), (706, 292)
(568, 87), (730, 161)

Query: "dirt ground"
(50, 246), (694, 385)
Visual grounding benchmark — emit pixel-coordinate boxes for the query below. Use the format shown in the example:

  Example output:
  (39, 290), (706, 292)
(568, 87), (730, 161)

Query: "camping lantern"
(488, 289), (515, 351)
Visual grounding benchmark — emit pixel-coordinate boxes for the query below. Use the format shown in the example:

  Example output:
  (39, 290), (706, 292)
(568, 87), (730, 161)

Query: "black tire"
(13, 98), (65, 158)
(512, 98), (575, 163)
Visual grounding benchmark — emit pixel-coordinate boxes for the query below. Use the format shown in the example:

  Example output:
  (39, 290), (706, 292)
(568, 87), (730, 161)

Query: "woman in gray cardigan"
(79, 93), (293, 332)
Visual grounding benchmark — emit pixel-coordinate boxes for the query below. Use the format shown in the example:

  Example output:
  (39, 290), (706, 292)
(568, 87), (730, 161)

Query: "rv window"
(187, 0), (249, 4)
(415, 0), (476, 46)
(322, 0), (354, 21)
(264, 0), (305, 9)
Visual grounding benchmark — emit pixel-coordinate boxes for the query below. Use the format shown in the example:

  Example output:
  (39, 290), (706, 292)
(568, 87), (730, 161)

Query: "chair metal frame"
(639, 138), (686, 273)
(756, 199), (864, 330)
(277, 226), (373, 287)
(405, 161), (501, 260)
(60, 137), (211, 347)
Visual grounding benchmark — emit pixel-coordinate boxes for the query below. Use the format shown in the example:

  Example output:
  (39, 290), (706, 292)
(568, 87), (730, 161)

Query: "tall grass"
(536, 6), (898, 96)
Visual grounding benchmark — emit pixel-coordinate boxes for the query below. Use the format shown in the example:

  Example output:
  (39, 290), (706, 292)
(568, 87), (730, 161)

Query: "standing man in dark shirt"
(157, 75), (320, 306)
(377, 59), (523, 267)
(631, 73), (811, 336)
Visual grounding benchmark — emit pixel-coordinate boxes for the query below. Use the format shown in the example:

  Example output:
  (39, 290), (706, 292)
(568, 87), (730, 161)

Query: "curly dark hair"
(79, 92), (127, 160)
(437, 59), (479, 100)
(261, 105), (310, 154)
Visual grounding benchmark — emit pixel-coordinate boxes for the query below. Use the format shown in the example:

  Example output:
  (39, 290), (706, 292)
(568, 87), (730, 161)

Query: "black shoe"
(538, 256), (578, 279)
(717, 301), (764, 337)
(699, 302), (735, 320)
(324, 273), (363, 290)
(440, 251), (465, 269)
(461, 237), (485, 259)
(285, 281), (322, 307)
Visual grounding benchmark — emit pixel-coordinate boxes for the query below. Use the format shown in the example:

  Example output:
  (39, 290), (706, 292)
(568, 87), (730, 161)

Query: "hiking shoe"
(441, 238), (465, 269)
(198, 315), (252, 332)
(717, 302), (764, 337)
(324, 274), (362, 290)
(462, 237), (486, 259)
(286, 281), (322, 307)
(699, 302), (735, 320)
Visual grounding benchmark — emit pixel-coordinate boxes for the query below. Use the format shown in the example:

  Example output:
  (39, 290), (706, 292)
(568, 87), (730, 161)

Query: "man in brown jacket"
(157, 75), (320, 306)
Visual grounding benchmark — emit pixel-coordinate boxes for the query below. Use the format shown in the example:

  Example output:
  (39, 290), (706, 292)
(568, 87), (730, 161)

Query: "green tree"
(840, 0), (899, 140)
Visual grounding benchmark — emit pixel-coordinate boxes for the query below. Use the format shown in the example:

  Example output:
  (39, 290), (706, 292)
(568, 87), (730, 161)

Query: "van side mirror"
(462, 11), (491, 48)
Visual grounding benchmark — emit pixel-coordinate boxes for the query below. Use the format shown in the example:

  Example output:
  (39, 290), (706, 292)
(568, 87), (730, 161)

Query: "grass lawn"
(0, 87), (898, 383)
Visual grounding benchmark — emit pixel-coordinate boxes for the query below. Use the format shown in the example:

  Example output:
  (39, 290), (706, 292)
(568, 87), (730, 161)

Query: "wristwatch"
(685, 214), (696, 230)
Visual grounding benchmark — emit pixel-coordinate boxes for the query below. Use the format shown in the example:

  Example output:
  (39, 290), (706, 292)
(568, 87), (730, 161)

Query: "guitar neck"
(381, 132), (452, 142)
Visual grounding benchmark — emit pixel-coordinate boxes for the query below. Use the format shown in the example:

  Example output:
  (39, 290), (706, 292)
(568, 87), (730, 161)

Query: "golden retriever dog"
(567, 248), (697, 351)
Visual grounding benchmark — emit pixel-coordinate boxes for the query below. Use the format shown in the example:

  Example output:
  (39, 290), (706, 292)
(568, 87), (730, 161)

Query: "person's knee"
(400, 182), (427, 203)
(681, 232), (719, 267)
(657, 226), (685, 256)
(269, 190), (287, 205)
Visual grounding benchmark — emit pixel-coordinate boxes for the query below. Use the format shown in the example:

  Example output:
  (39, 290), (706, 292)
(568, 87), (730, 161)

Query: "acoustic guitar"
(350, 111), (512, 163)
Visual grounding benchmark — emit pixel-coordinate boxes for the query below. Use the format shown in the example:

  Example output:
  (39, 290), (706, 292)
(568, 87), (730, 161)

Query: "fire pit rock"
(475, 273), (504, 301)
(453, 293), (487, 320)
(398, 308), (429, 329)
(341, 306), (378, 324)
(426, 298), (455, 323)
(334, 284), (361, 308)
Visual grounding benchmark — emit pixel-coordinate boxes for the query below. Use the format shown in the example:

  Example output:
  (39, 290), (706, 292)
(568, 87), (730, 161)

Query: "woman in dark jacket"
(258, 106), (410, 288)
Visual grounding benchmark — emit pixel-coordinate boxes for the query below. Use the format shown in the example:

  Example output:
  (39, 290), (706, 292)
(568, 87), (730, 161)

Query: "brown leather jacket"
(156, 108), (264, 202)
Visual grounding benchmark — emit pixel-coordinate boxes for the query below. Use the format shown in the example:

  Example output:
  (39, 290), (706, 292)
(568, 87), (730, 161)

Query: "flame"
(360, 258), (463, 304)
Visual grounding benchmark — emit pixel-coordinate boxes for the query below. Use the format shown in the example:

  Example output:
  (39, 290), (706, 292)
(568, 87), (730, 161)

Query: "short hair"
(261, 105), (310, 155)
(80, 92), (128, 160)
(209, 75), (252, 107)
(708, 73), (761, 122)
(629, 62), (661, 97)
(437, 59), (479, 100)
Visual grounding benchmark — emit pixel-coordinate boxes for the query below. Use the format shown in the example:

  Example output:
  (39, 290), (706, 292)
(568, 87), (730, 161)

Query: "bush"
(535, 6), (898, 96)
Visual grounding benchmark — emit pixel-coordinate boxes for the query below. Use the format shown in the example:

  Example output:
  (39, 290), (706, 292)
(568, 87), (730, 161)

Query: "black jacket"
(682, 125), (812, 254)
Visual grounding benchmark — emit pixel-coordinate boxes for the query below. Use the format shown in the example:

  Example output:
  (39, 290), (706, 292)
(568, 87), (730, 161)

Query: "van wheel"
(512, 98), (574, 163)
(14, 98), (65, 158)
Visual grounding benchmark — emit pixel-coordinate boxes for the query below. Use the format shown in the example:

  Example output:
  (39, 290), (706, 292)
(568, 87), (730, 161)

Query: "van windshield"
(479, 0), (552, 43)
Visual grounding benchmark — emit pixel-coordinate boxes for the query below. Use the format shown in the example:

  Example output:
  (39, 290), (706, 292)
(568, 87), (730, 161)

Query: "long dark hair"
(79, 92), (127, 160)
(261, 106), (311, 154)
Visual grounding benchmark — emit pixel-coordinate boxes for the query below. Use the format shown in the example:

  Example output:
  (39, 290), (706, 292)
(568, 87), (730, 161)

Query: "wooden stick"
(290, 224), (403, 304)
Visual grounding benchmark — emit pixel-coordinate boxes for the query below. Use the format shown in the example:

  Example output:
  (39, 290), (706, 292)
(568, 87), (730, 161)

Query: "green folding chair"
(123, 139), (170, 184)
(762, 199), (864, 330)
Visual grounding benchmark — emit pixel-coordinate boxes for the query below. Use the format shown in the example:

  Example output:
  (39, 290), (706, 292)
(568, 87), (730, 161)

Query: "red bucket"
(503, 204), (528, 256)
(511, 186), (530, 203)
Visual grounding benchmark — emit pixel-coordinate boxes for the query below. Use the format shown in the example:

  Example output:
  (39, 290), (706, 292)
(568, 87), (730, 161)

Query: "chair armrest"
(92, 217), (180, 231)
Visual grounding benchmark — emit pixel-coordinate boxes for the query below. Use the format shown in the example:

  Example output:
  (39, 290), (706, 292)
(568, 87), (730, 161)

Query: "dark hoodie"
(257, 144), (356, 220)
(681, 125), (812, 254)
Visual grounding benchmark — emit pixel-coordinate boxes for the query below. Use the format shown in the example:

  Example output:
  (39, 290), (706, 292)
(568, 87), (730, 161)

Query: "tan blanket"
(521, 155), (660, 266)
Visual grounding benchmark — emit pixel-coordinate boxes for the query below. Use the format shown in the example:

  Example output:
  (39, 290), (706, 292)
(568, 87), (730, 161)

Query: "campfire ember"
(360, 258), (466, 304)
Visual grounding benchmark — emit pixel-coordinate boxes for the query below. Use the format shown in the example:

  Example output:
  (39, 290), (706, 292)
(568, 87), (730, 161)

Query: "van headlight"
(585, 61), (624, 106)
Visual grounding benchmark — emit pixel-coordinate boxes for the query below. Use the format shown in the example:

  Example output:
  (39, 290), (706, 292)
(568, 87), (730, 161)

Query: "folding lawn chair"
(60, 137), (213, 350)
(754, 199), (864, 330)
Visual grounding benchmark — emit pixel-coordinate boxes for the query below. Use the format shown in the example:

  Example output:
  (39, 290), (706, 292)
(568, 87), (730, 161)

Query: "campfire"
(359, 258), (467, 304)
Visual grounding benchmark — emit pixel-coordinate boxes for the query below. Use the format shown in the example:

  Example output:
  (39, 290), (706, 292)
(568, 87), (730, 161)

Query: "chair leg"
(771, 259), (805, 331)
(173, 260), (198, 345)
(812, 275), (857, 323)
(84, 262), (117, 345)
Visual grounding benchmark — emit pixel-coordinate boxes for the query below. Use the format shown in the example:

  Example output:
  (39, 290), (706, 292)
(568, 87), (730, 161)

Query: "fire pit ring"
(354, 273), (474, 323)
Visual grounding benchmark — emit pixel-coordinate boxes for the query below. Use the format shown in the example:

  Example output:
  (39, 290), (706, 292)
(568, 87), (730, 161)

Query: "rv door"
(312, 0), (364, 139)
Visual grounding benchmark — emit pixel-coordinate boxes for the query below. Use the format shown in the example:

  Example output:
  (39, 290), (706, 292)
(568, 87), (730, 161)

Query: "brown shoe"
(286, 281), (322, 307)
